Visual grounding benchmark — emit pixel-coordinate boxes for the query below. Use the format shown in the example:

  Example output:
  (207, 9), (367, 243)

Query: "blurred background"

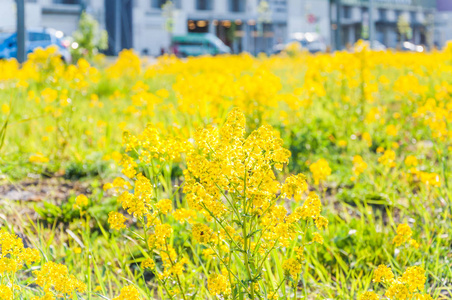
(0, 0), (450, 60)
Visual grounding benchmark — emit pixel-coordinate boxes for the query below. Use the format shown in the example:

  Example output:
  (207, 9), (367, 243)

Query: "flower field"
(1, 44), (451, 299)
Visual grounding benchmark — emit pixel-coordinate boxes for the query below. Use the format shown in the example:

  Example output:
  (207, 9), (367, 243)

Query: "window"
(410, 11), (416, 23)
(343, 6), (352, 19)
(53, 0), (80, 4)
(229, 0), (245, 12)
(28, 32), (51, 42)
(196, 0), (212, 10)
(378, 9), (386, 21)
(151, 0), (167, 9)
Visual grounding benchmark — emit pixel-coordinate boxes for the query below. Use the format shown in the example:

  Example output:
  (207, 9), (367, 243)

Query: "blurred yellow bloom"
(310, 158), (331, 185)
(74, 194), (89, 209)
(29, 153), (49, 163)
(1, 104), (10, 114)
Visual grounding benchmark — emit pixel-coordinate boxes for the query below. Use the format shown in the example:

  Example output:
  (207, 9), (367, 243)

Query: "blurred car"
(0, 28), (72, 62)
(401, 41), (424, 52)
(356, 40), (387, 51)
(0, 32), (12, 45)
(273, 32), (327, 54)
(170, 33), (231, 57)
(370, 40), (387, 51)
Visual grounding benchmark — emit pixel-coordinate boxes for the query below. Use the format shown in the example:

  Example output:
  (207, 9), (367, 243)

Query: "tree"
(397, 14), (412, 42)
(71, 11), (108, 63)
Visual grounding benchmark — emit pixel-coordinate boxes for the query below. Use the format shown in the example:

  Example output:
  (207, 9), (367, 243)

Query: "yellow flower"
(113, 285), (141, 300)
(338, 139), (347, 147)
(281, 173), (308, 201)
(0, 285), (13, 300)
(207, 273), (230, 295)
(373, 265), (394, 283)
(108, 212), (127, 230)
(386, 124), (398, 136)
(29, 152), (49, 163)
(362, 132), (372, 147)
(400, 266), (427, 293)
(1, 104), (10, 114)
(315, 216), (329, 230)
(409, 238), (420, 249)
(156, 199), (172, 215)
(173, 208), (196, 224)
(282, 258), (302, 278)
(312, 232), (324, 244)
(141, 258), (155, 270)
(33, 261), (86, 295)
(393, 223), (413, 247)
(378, 149), (396, 168)
(202, 248), (215, 258)
(405, 155), (418, 167)
(111, 151), (123, 162)
(294, 192), (322, 220)
(309, 158), (331, 185)
(74, 194), (89, 209)
(385, 282), (409, 300)
(192, 223), (213, 244)
(418, 172), (441, 187)
(352, 155), (368, 177)
(359, 291), (379, 300)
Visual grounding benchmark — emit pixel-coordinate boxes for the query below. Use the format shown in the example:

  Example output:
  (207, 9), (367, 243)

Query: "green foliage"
(71, 11), (108, 63)
(63, 159), (107, 180)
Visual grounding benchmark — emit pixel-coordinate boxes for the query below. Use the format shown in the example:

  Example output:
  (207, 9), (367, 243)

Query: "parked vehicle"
(356, 40), (387, 51)
(401, 41), (424, 52)
(0, 28), (72, 62)
(0, 32), (12, 45)
(170, 33), (231, 57)
(273, 32), (327, 54)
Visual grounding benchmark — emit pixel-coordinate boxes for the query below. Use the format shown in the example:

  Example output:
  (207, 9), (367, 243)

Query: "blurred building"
(0, 0), (442, 54)
(287, 0), (331, 46)
(0, 0), (83, 34)
(330, 0), (436, 49)
(122, 0), (288, 55)
(435, 0), (452, 47)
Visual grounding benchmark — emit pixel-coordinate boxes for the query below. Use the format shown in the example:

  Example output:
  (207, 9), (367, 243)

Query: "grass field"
(0, 43), (451, 299)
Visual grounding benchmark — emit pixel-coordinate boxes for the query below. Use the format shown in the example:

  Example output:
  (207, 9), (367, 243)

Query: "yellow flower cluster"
(352, 155), (368, 178)
(33, 261), (86, 298)
(112, 285), (142, 300)
(359, 291), (380, 300)
(282, 258), (302, 278)
(191, 223), (214, 244)
(73, 194), (89, 210)
(378, 149), (396, 168)
(309, 158), (332, 185)
(108, 212), (127, 230)
(141, 258), (155, 270)
(105, 108), (329, 298)
(393, 224), (419, 248)
(0, 230), (87, 299)
(373, 265), (395, 283)
(364, 265), (432, 300)
(207, 273), (230, 296)
(1, 232), (39, 269)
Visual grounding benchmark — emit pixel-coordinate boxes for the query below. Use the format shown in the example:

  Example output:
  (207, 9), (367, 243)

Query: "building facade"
(287, 0), (331, 46)
(331, 0), (436, 49)
(0, 0), (442, 54)
(0, 0), (289, 56)
(129, 0), (288, 55)
(435, 0), (452, 47)
(0, 0), (83, 35)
